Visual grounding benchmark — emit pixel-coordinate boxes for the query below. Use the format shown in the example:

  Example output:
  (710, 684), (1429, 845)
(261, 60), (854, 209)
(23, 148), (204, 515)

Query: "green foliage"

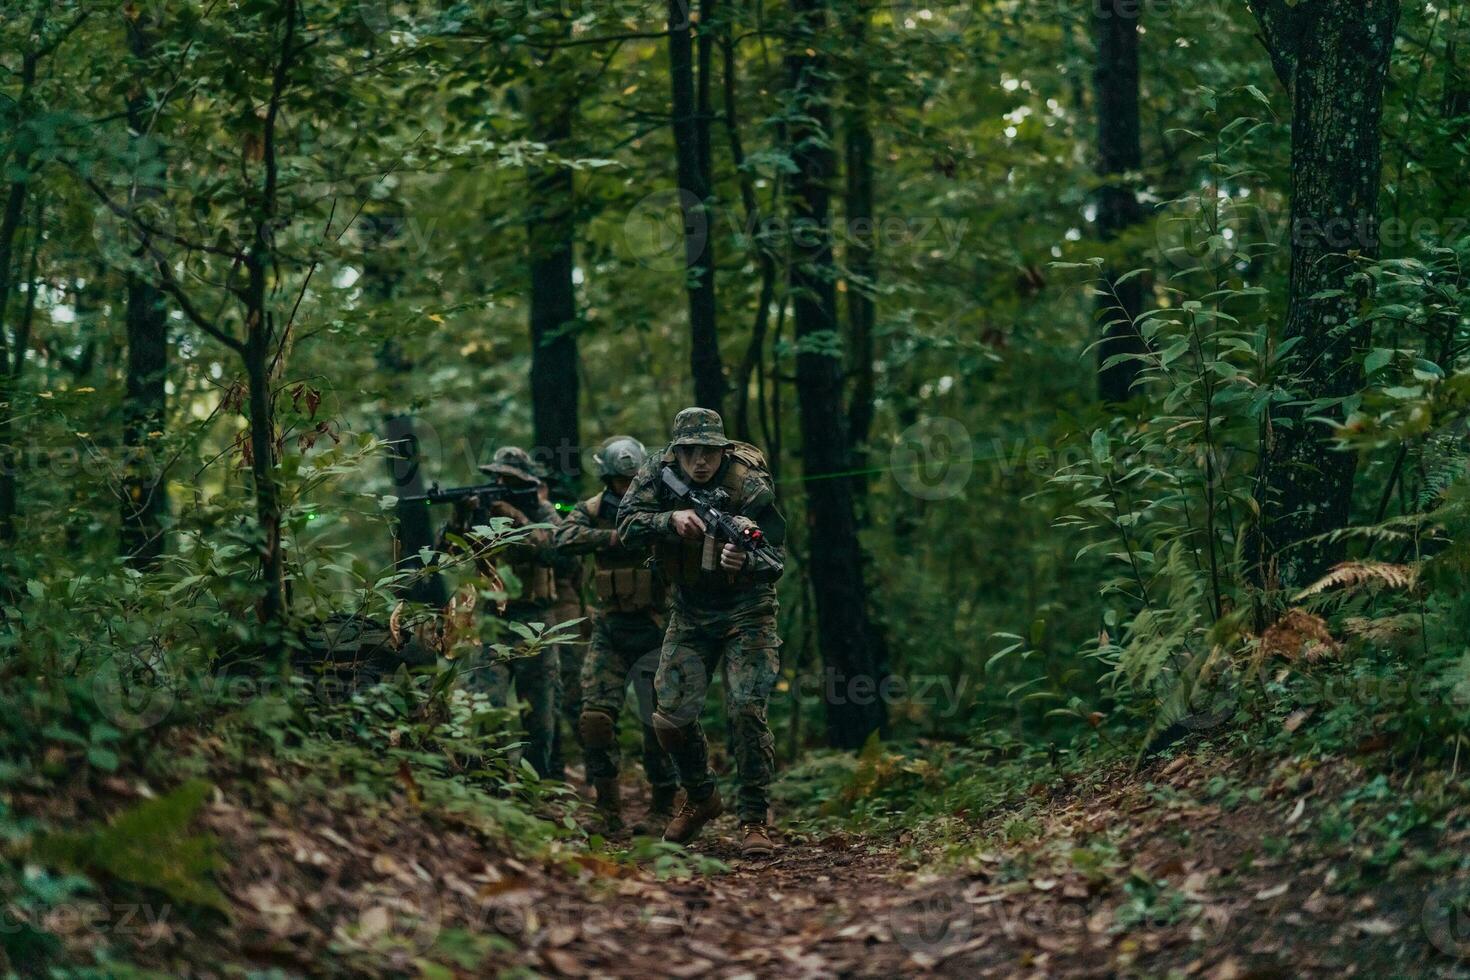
(30, 780), (226, 913)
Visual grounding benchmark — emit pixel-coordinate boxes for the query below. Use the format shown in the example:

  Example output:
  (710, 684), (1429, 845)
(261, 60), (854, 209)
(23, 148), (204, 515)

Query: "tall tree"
(0, 8), (49, 554)
(668, 0), (724, 412)
(120, 10), (169, 567)
(366, 212), (446, 607)
(1092, 0), (1147, 404)
(1247, 0), (1401, 591)
(526, 49), (581, 498)
(844, 0), (878, 498)
(787, 0), (886, 749)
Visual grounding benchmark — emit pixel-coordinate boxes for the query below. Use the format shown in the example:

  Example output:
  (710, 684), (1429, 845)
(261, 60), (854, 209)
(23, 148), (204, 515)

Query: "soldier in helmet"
(617, 409), (786, 859)
(554, 436), (678, 833)
(439, 446), (564, 778)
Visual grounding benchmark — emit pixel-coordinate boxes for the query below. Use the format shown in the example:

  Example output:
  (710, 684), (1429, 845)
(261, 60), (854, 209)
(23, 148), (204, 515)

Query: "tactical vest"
(586, 493), (662, 613)
(653, 442), (770, 592)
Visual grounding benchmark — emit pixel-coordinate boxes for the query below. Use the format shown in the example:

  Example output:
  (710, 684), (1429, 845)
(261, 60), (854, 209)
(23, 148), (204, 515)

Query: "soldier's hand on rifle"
(719, 542), (746, 572)
(490, 499), (529, 526)
(671, 509), (707, 540)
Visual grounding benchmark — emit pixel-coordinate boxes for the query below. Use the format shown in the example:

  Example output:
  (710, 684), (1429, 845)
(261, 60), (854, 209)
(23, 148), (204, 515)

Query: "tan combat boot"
(740, 822), (776, 859)
(662, 787), (723, 845)
(631, 785), (678, 836)
(590, 777), (624, 834)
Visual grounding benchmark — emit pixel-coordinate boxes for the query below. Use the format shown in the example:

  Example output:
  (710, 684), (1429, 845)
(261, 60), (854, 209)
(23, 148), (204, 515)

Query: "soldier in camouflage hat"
(438, 445), (564, 777)
(554, 435), (678, 833)
(616, 408), (786, 859)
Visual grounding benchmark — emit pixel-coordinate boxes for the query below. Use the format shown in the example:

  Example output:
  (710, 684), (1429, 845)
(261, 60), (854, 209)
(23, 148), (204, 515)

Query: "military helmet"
(478, 446), (541, 484)
(594, 435), (647, 479)
(669, 407), (731, 448)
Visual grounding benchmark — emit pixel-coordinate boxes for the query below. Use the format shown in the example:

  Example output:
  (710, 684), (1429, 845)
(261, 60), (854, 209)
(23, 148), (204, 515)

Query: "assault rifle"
(399, 482), (541, 515)
(660, 467), (782, 572)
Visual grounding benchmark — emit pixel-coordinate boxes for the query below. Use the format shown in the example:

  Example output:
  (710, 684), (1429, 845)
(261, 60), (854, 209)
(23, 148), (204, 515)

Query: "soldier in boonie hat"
(669, 408), (732, 448)
(478, 445), (543, 485)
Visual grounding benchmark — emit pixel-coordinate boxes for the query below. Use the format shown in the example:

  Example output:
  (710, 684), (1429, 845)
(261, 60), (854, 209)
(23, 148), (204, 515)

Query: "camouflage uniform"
(616, 411), (785, 826)
(554, 482), (677, 802)
(439, 447), (563, 779)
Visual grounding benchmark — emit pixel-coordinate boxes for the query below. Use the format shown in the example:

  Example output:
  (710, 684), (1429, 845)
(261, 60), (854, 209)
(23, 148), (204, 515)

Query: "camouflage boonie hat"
(670, 407), (731, 448)
(478, 446), (541, 483)
(594, 435), (647, 479)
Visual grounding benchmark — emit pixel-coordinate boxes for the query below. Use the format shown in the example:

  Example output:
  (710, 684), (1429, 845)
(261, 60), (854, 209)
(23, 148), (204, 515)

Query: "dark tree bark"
(120, 13), (169, 567)
(1247, 0), (1401, 592)
(668, 0), (724, 413)
(365, 212), (446, 607)
(526, 62), (581, 500)
(243, 0), (298, 641)
(844, 0), (877, 497)
(787, 0), (886, 750)
(0, 12), (45, 552)
(384, 414), (447, 605)
(1092, 0), (1147, 404)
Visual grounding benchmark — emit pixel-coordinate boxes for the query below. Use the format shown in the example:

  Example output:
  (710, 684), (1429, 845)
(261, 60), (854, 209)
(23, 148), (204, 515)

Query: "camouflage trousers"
(580, 611), (678, 792)
(475, 607), (559, 779)
(654, 592), (780, 823)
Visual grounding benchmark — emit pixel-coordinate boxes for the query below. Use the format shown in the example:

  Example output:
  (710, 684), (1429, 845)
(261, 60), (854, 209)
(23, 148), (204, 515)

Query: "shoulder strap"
(729, 441), (769, 473)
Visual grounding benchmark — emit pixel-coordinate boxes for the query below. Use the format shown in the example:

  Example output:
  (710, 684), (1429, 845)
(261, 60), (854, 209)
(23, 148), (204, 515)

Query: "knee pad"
(652, 711), (690, 752)
(578, 709), (616, 750)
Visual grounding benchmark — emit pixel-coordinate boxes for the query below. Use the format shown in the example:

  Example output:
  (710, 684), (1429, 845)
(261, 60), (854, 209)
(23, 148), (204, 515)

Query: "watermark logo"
(891, 890), (974, 959)
(1154, 195), (1247, 272)
(91, 647), (177, 731)
(1424, 881), (1470, 959)
(641, 645), (709, 729)
(623, 189), (705, 273)
(891, 417), (972, 500)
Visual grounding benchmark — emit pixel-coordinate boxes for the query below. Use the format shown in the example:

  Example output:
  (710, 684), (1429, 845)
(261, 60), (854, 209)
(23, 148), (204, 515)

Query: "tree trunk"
(1248, 0), (1400, 591)
(365, 212), (446, 607)
(245, 272), (285, 637)
(243, 0), (297, 646)
(844, 1), (877, 499)
(787, 0), (886, 750)
(668, 0), (724, 413)
(0, 22), (41, 550)
(1093, 0), (1147, 404)
(384, 414), (446, 605)
(120, 15), (169, 567)
(526, 70), (581, 499)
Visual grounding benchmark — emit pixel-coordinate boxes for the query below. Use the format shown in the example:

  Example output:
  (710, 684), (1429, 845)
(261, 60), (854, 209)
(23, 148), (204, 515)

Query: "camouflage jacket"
(555, 491), (640, 560)
(616, 444), (785, 603)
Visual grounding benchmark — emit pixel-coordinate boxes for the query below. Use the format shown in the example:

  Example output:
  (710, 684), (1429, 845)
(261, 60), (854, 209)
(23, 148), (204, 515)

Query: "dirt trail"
(535, 817), (935, 978)
(524, 752), (1467, 979)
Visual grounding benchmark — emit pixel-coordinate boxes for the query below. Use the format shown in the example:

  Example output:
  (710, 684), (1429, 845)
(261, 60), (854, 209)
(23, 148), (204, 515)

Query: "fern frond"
(1342, 614), (1422, 644)
(1295, 561), (1418, 600)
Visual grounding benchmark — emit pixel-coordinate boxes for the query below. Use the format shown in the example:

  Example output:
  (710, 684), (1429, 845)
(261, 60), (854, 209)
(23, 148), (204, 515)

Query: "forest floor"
(18, 724), (1469, 978)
